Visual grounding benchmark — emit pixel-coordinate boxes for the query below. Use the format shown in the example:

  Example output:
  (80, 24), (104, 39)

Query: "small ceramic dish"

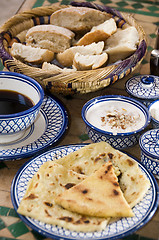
(125, 75), (159, 106)
(139, 129), (159, 179)
(82, 95), (150, 149)
(0, 71), (44, 143)
(148, 99), (159, 128)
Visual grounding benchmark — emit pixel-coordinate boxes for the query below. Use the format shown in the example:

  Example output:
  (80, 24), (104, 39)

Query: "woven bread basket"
(0, 1), (147, 95)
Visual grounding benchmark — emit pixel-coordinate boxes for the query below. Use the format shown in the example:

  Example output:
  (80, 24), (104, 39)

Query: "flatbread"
(17, 162), (109, 232)
(55, 161), (134, 218)
(17, 141), (150, 233)
(55, 141), (150, 208)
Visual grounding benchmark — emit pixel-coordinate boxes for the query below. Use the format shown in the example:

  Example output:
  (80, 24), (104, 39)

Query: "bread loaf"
(76, 18), (117, 46)
(11, 42), (54, 64)
(104, 26), (139, 63)
(50, 7), (110, 32)
(73, 52), (108, 70)
(26, 24), (75, 53)
(56, 41), (104, 67)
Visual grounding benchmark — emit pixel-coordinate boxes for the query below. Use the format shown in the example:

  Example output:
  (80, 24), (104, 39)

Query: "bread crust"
(77, 18), (117, 46)
(50, 6), (110, 32)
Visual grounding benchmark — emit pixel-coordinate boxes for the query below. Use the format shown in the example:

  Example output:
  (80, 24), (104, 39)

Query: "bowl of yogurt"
(148, 99), (159, 128)
(82, 95), (150, 149)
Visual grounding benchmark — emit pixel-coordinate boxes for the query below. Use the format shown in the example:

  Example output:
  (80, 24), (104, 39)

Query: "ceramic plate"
(11, 144), (158, 240)
(0, 95), (68, 160)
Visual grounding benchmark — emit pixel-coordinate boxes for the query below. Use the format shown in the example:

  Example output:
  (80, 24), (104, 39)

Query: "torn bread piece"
(17, 162), (109, 232)
(11, 42), (54, 64)
(55, 161), (134, 218)
(77, 18), (117, 46)
(73, 52), (108, 70)
(104, 26), (139, 63)
(50, 6), (110, 32)
(26, 24), (75, 53)
(42, 62), (76, 72)
(56, 41), (104, 67)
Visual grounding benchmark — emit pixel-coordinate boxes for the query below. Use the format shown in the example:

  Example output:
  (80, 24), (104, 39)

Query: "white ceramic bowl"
(0, 71), (44, 142)
(82, 95), (150, 149)
(148, 99), (159, 128)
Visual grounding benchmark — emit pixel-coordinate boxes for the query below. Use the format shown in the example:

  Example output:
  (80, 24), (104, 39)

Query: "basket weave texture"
(0, 1), (147, 95)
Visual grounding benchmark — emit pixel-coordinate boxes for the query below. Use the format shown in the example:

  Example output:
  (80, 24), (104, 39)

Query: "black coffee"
(0, 90), (34, 115)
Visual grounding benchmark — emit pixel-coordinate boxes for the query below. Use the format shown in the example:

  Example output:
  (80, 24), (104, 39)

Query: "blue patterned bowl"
(0, 72), (44, 137)
(125, 75), (159, 107)
(82, 95), (150, 149)
(139, 129), (159, 178)
(148, 99), (159, 128)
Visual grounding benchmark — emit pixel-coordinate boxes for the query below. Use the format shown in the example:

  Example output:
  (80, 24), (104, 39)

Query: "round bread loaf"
(50, 6), (110, 32)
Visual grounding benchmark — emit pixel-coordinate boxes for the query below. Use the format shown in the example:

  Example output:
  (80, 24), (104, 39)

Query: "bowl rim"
(0, 71), (44, 119)
(82, 95), (150, 136)
(148, 99), (159, 124)
(139, 129), (159, 161)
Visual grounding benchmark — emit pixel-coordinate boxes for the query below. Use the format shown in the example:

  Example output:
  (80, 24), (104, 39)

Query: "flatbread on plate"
(17, 141), (150, 232)
(55, 161), (134, 218)
(17, 161), (109, 232)
(55, 141), (150, 208)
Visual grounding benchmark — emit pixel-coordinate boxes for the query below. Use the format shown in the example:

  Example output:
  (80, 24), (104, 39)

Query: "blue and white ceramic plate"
(11, 144), (158, 240)
(0, 95), (68, 160)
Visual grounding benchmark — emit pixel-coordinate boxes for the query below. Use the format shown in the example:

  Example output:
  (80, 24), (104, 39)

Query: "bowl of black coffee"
(0, 71), (44, 143)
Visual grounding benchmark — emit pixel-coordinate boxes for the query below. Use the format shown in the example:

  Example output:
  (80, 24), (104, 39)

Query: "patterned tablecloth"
(0, 0), (159, 240)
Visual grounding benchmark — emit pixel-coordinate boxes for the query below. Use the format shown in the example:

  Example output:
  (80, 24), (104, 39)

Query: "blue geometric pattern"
(140, 129), (159, 176)
(126, 75), (159, 100)
(140, 129), (159, 157)
(87, 127), (140, 149)
(141, 154), (159, 177)
(0, 109), (39, 134)
(0, 95), (68, 160)
(11, 144), (158, 240)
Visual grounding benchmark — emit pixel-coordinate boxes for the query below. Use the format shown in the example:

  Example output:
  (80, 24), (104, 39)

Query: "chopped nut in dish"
(86, 105), (145, 135)
(101, 108), (140, 133)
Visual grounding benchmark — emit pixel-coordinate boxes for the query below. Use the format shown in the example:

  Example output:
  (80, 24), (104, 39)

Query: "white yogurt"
(86, 101), (146, 135)
(149, 101), (159, 121)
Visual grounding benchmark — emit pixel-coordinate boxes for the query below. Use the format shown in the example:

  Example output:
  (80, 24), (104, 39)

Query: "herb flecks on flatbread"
(17, 162), (109, 232)
(55, 161), (134, 218)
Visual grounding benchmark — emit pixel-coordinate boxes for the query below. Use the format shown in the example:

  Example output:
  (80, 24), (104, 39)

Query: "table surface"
(0, 0), (159, 240)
